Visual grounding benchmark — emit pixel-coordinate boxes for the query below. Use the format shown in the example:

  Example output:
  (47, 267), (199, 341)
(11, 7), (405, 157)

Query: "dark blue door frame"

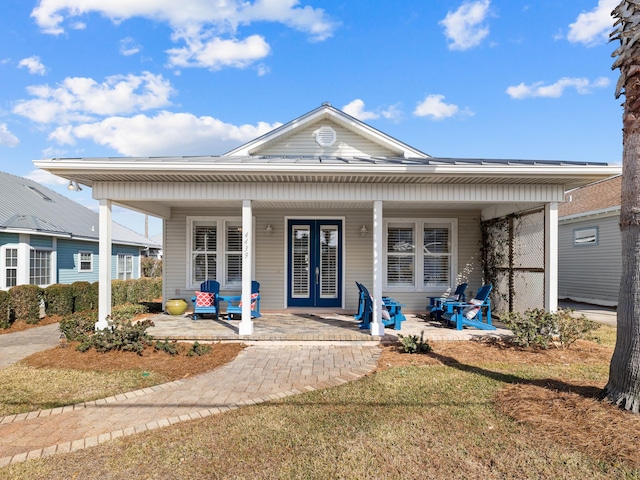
(287, 219), (342, 307)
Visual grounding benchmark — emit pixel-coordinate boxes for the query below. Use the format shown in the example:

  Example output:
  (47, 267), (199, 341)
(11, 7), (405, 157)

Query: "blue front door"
(287, 220), (342, 307)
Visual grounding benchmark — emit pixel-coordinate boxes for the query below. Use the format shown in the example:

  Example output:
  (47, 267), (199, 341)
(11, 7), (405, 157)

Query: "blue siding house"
(0, 171), (158, 289)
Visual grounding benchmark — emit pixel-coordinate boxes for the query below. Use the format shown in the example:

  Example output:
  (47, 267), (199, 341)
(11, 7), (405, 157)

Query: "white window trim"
(186, 216), (255, 291)
(78, 251), (94, 273)
(384, 218), (458, 292)
(29, 247), (54, 287)
(117, 253), (134, 280)
(1, 245), (19, 290)
(573, 226), (598, 246)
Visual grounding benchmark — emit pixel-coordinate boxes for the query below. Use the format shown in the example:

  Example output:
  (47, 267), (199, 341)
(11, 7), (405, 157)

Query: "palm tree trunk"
(605, 0), (640, 412)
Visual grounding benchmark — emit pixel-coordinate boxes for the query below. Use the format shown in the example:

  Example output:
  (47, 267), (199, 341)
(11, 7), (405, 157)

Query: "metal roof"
(0, 171), (159, 247)
(34, 155), (620, 191)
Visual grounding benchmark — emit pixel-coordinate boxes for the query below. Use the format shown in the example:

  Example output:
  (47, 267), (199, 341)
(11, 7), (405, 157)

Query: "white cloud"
(440, 0), (491, 51)
(120, 37), (141, 56)
(0, 123), (19, 147)
(342, 99), (404, 122)
(13, 72), (175, 124)
(506, 76), (611, 99)
(342, 99), (379, 121)
(31, 0), (337, 69)
(567, 0), (617, 46)
(48, 111), (281, 156)
(167, 34), (271, 70)
(18, 56), (47, 75)
(24, 169), (68, 186)
(414, 95), (462, 120)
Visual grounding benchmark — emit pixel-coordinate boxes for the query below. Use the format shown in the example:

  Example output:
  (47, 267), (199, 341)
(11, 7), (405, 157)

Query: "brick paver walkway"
(0, 344), (380, 465)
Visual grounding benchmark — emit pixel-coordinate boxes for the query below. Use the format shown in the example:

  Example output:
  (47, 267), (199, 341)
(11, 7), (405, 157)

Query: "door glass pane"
(319, 225), (338, 298)
(292, 227), (310, 297)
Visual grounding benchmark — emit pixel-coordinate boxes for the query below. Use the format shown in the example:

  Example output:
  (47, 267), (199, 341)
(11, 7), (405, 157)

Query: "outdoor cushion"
(195, 291), (215, 307)
(462, 298), (483, 319)
(239, 293), (259, 309)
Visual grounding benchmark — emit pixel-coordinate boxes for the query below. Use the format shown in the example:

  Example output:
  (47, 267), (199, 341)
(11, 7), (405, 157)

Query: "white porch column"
(371, 200), (385, 336)
(97, 199), (112, 330)
(239, 199), (254, 335)
(545, 202), (558, 313)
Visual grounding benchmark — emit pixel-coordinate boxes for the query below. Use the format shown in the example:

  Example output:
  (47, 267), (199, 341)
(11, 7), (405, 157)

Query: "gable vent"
(315, 126), (336, 147)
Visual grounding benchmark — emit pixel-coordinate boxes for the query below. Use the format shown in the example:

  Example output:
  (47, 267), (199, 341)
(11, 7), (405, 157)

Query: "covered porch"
(147, 309), (514, 344)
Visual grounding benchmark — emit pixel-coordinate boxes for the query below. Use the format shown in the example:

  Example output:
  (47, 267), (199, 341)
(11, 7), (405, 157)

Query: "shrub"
(72, 281), (98, 312)
(141, 257), (162, 278)
(554, 308), (600, 349)
(187, 341), (212, 356)
(10, 284), (43, 324)
(44, 284), (74, 316)
(155, 338), (179, 355)
(77, 317), (155, 355)
(0, 290), (13, 329)
(501, 308), (600, 350)
(111, 279), (128, 306)
(397, 331), (432, 354)
(59, 311), (98, 341)
(131, 277), (162, 302)
(111, 302), (149, 321)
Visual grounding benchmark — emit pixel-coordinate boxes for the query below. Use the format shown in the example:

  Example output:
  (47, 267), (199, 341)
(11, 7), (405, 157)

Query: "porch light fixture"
(360, 225), (367, 236)
(67, 180), (82, 192)
(265, 224), (273, 236)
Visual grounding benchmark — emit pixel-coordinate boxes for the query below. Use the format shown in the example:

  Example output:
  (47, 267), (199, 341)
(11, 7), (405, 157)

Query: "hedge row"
(0, 277), (162, 328)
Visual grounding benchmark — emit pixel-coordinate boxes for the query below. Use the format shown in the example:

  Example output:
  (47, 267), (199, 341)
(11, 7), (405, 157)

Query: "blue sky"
(0, 0), (622, 238)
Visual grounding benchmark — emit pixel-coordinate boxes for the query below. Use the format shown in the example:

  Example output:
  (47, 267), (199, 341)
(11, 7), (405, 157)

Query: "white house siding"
(164, 206), (484, 313)
(558, 213), (621, 306)
(257, 123), (399, 158)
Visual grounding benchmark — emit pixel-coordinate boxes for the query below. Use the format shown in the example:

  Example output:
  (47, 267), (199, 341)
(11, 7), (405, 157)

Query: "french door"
(287, 220), (342, 307)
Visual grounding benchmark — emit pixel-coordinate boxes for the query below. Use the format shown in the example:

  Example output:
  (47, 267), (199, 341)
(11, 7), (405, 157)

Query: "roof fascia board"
(34, 159), (622, 179)
(559, 206), (620, 223)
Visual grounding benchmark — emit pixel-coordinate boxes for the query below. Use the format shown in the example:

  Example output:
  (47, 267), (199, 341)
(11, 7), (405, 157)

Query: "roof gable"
(224, 103), (429, 158)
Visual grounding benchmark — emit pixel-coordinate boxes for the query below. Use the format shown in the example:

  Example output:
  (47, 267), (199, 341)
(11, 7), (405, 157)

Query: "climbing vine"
(479, 213), (520, 312)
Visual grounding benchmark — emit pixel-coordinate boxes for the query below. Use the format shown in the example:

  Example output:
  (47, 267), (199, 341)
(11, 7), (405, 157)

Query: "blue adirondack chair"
(426, 282), (468, 322)
(441, 284), (495, 331)
(191, 280), (220, 320)
(226, 280), (262, 319)
(357, 283), (406, 330)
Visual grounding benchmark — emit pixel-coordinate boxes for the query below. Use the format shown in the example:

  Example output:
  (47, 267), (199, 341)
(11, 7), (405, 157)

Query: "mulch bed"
(23, 341), (246, 380)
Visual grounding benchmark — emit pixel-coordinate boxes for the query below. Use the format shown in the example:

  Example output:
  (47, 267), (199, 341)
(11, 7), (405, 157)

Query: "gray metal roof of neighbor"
(0, 171), (159, 247)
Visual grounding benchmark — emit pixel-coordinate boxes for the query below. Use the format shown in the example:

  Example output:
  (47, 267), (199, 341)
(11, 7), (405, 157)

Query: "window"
(78, 251), (93, 272)
(188, 217), (250, 288)
(5, 248), (17, 288)
(387, 225), (415, 286)
(30, 249), (51, 286)
(117, 254), (133, 280)
(192, 224), (217, 284)
(225, 223), (242, 285)
(574, 227), (598, 246)
(386, 219), (456, 290)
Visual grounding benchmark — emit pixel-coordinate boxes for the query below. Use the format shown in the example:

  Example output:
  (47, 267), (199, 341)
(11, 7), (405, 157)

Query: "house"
(34, 103), (620, 335)
(0, 171), (159, 289)
(558, 175), (621, 307)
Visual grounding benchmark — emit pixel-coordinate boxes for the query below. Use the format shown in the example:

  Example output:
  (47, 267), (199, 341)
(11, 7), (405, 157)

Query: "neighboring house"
(35, 103), (620, 335)
(559, 175), (622, 307)
(0, 171), (160, 290)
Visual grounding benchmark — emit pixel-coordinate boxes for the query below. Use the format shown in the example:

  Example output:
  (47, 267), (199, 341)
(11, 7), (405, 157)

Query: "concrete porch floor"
(147, 310), (514, 345)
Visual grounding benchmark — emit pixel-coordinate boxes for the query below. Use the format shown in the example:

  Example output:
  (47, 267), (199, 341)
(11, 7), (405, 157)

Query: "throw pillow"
(195, 291), (215, 307)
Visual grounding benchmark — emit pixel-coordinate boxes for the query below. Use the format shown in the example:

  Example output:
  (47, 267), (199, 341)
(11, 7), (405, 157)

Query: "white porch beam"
(545, 202), (558, 313)
(371, 200), (385, 336)
(239, 199), (254, 335)
(97, 199), (112, 330)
